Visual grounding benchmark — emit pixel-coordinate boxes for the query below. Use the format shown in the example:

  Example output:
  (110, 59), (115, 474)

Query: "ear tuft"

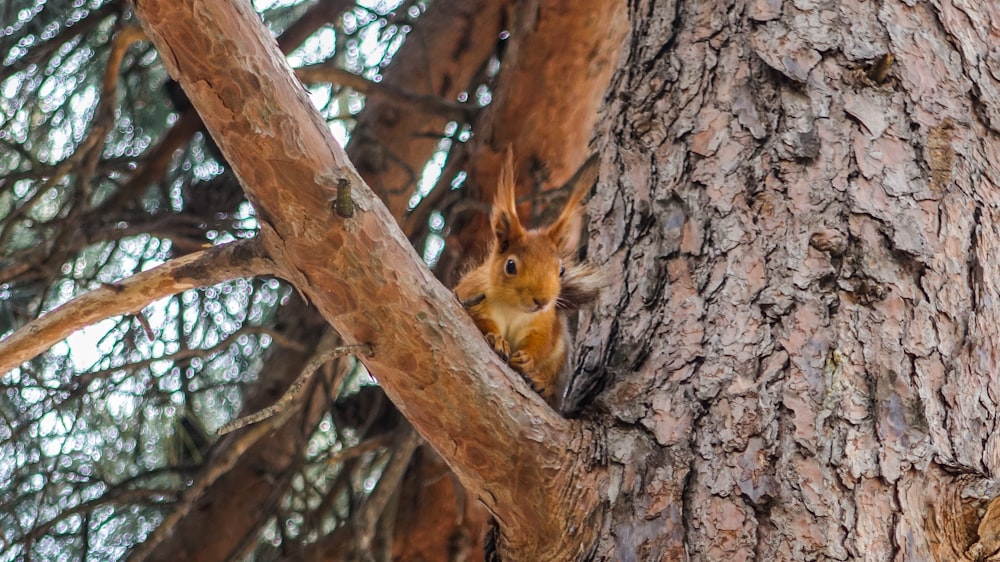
(492, 146), (524, 250)
(548, 208), (583, 257)
(547, 155), (597, 256)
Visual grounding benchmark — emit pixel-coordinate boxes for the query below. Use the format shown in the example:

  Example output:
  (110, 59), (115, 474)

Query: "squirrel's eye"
(505, 259), (517, 275)
(559, 263), (566, 277)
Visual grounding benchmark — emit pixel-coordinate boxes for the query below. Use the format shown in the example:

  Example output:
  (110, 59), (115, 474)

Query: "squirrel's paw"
(509, 353), (553, 399)
(485, 333), (511, 361)
(509, 350), (535, 374)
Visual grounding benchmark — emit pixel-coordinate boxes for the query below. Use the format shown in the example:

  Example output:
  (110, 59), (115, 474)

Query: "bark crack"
(966, 202), (984, 312)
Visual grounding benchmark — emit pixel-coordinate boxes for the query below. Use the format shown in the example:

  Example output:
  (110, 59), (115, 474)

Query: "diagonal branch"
(0, 238), (274, 375)
(131, 0), (605, 559)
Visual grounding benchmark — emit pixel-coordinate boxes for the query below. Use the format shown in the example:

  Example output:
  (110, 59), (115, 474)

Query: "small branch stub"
(335, 177), (354, 218)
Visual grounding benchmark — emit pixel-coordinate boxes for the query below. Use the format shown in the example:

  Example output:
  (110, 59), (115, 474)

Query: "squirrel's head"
(489, 148), (584, 313)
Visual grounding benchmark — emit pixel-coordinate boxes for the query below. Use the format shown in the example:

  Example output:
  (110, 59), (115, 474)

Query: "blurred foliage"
(0, 0), (486, 559)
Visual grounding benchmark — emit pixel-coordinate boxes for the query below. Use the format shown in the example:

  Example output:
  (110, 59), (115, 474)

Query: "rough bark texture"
(132, 1), (603, 560)
(579, 0), (1000, 558)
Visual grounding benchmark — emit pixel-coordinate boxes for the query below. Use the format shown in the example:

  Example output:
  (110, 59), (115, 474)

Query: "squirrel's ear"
(548, 207), (582, 256)
(547, 154), (598, 255)
(492, 146), (524, 253)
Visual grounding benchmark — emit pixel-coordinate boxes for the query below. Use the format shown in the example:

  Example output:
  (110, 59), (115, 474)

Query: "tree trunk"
(580, 0), (1000, 558)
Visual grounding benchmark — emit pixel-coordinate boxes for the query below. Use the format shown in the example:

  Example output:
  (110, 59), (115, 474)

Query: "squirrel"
(455, 149), (602, 408)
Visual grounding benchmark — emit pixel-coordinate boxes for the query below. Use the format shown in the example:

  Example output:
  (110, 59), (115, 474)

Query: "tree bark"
(579, 0), (1000, 558)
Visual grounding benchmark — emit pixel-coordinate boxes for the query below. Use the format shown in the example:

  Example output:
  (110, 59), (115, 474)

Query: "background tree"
(6, 0), (1000, 561)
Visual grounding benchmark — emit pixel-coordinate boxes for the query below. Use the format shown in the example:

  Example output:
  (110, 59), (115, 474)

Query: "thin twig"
(216, 342), (373, 435)
(295, 64), (477, 121)
(323, 433), (394, 466)
(61, 324), (301, 394)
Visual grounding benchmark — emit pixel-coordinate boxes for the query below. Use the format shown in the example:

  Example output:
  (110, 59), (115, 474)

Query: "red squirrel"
(455, 150), (602, 406)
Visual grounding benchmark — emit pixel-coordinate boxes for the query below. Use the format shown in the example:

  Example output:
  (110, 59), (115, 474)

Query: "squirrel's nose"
(532, 298), (549, 309)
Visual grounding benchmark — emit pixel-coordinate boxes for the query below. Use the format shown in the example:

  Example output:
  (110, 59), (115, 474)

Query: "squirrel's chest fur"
(488, 301), (546, 350)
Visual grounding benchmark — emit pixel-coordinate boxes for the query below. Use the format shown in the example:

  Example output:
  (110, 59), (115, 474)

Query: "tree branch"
(0, 238), (274, 375)
(274, 0), (354, 54)
(61, 324), (301, 396)
(216, 340), (371, 435)
(294, 64), (476, 121)
(131, 1), (604, 558)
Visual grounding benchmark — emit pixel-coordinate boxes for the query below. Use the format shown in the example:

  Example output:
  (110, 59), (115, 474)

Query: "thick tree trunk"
(581, 0), (1000, 558)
